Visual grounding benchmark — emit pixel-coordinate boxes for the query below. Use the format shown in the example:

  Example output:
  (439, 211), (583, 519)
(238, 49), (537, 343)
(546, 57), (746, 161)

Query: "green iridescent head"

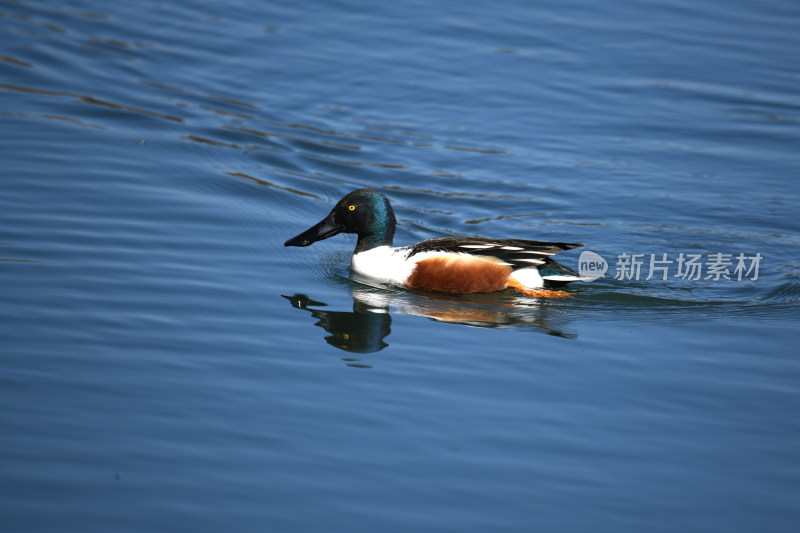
(284, 188), (396, 253)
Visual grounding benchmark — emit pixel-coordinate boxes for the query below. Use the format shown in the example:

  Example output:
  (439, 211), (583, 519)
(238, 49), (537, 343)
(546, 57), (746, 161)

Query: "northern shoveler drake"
(284, 188), (583, 297)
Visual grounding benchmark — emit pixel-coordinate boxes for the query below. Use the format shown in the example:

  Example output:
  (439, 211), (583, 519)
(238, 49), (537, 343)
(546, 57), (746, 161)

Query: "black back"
(402, 236), (582, 272)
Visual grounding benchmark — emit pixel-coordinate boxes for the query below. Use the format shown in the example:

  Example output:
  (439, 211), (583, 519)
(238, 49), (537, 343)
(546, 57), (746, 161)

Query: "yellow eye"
(348, 205), (355, 211)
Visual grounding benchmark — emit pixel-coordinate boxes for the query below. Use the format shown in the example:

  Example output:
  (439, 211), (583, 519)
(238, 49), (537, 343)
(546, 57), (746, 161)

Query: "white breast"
(351, 246), (451, 287)
(351, 246), (411, 286)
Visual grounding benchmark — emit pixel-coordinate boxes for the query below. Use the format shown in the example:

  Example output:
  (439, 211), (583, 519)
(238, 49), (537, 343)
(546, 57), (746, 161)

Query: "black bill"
(284, 212), (343, 247)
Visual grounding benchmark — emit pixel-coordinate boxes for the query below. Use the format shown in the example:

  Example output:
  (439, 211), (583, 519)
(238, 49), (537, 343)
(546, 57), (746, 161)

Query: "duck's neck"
(354, 201), (396, 254)
(355, 225), (395, 254)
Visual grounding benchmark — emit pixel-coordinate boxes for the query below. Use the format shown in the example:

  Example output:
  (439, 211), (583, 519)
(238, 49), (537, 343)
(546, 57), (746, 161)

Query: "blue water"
(2, 0), (799, 531)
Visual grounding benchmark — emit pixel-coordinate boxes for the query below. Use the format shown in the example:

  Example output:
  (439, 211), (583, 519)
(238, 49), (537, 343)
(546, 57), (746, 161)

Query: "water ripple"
(0, 83), (184, 122)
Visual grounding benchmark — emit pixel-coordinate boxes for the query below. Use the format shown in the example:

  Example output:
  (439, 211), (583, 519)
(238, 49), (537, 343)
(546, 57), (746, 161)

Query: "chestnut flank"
(405, 255), (512, 294)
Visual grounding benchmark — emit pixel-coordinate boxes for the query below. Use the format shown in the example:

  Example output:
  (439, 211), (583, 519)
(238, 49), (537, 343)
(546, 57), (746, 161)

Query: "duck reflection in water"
(283, 282), (576, 365)
(282, 293), (392, 356)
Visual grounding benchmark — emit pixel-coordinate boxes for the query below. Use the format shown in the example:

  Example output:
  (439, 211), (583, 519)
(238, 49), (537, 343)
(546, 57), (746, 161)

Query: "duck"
(284, 188), (583, 297)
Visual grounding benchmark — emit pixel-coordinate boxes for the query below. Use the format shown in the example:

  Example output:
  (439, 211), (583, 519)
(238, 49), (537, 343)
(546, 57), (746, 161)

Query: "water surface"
(2, 0), (799, 531)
